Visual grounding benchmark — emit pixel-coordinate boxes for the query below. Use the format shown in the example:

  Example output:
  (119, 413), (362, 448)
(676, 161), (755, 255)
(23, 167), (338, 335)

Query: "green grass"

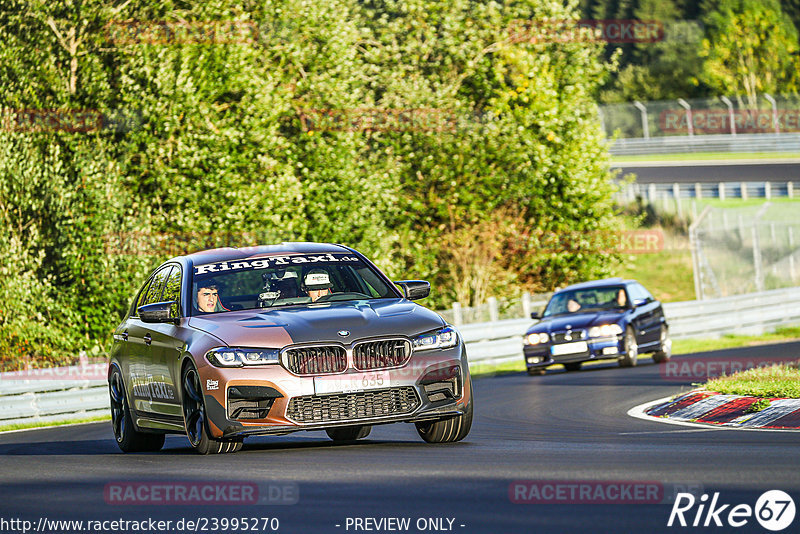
(0, 415), (110, 433)
(612, 152), (800, 163)
(705, 364), (800, 398)
(615, 241), (696, 303)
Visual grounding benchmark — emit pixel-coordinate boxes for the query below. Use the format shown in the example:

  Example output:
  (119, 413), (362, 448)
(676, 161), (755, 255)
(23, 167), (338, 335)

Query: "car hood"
(526, 310), (625, 334)
(187, 298), (446, 347)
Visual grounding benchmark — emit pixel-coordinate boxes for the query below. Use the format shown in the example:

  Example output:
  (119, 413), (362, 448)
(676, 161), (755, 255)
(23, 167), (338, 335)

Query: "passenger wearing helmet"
(303, 269), (334, 302)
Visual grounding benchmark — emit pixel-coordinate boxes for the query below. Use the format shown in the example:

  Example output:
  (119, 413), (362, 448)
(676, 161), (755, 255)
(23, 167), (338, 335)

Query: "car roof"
(557, 277), (635, 292)
(172, 242), (354, 267)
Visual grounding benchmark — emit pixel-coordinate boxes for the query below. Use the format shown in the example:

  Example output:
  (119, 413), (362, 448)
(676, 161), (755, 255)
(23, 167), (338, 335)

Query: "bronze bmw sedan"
(108, 243), (473, 454)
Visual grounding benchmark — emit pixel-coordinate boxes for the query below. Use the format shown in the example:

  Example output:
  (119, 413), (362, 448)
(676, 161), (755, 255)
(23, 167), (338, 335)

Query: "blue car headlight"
(412, 326), (458, 352)
(588, 324), (623, 338)
(206, 347), (280, 367)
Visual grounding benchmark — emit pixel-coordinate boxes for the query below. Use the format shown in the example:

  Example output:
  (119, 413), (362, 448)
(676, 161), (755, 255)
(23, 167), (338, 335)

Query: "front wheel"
(181, 365), (242, 454)
(416, 393), (473, 444)
(109, 366), (165, 453)
(653, 326), (672, 363)
(619, 327), (638, 368)
(326, 425), (371, 442)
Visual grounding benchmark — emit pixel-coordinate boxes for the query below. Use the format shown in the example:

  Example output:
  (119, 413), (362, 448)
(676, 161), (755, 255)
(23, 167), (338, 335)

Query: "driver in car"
(302, 269), (334, 302)
(196, 283), (229, 313)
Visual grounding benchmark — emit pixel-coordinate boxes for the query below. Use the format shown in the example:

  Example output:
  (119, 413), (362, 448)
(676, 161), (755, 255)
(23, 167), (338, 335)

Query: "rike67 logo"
(668, 490), (796, 531)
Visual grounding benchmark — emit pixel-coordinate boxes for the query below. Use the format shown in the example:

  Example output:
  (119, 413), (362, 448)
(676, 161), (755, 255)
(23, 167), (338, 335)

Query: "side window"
(161, 265), (182, 318)
(635, 283), (654, 303)
(142, 266), (171, 306)
(131, 279), (152, 317)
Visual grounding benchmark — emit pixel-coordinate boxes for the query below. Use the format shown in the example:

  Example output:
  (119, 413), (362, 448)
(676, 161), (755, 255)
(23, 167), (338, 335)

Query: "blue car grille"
(551, 330), (587, 343)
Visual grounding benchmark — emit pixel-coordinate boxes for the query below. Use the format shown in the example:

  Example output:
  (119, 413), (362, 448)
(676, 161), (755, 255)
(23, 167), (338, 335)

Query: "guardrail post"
(488, 297), (499, 322)
(521, 292), (531, 319)
(788, 182), (794, 199)
(452, 302), (463, 326)
(648, 183), (657, 203)
(719, 182), (725, 201)
(741, 182), (748, 200)
(765, 182), (771, 200)
(694, 183), (702, 199)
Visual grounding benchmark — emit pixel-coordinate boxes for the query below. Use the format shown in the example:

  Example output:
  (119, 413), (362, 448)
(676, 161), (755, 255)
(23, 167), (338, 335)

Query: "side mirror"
(395, 280), (430, 301)
(138, 301), (178, 323)
(530, 311), (540, 320)
(632, 298), (648, 308)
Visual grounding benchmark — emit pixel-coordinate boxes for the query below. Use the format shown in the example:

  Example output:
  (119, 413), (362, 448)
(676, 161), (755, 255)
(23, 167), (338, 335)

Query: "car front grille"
(551, 330), (587, 343)
(286, 387), (420, 424)
(353, 339), (411, 370)
(283, 346), (347, 375)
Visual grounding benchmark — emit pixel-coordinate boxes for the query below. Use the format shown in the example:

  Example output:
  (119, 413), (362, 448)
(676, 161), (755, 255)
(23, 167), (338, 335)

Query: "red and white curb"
(628, 390), (800, 431)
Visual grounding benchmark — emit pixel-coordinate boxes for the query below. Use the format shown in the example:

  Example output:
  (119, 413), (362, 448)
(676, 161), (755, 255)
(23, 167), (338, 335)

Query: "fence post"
(720, 96), (736, 136)
(452, 302), (463, 326)
(648, 183), (657, 203)
(673, 183), (682, 218)
(763, 94), (780, 134)
(752, 226), (764, 292)
(741, 182), (748, 200)
(788, 182), (794, 199)
(719, 182), (725, 201)
(765, 182), (771, 200)
(678, 98), (693, 136)
(488, 297), (499, 322)
(633, 101), (649, 139)
(522, 292), (532, 319)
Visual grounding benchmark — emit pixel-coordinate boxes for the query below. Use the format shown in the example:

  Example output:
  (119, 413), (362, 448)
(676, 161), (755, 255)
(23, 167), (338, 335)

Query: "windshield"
(543, 286), (627, 317)
(190, 253), (398, 314)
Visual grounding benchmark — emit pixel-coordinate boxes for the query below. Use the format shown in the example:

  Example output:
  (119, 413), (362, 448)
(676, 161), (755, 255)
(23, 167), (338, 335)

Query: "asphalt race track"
(612, 160), (800, 183)
(1, 342), (799, 534)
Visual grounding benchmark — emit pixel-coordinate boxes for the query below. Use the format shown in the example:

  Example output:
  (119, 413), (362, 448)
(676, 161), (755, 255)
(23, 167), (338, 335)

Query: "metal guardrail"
(2, 286), (799, 426)
(610, 133), (800, 156)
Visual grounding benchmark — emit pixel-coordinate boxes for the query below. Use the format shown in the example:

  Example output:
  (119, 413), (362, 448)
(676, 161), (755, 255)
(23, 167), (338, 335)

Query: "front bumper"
(195, 343), (472, 439)
(523, 336), (623, 369)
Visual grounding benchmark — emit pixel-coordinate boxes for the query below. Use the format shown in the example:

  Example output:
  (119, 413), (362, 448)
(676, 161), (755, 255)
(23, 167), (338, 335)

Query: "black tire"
(181, 365), (242, 454)
(326, 425), (371, 442)
(526, 368), (546, 376)
(619, 326), (639, 368)
(416, 382), (473, 444)
(563, 362), (581, 372)
(108, 366), (165, 453)
(653, 326), (672, 364)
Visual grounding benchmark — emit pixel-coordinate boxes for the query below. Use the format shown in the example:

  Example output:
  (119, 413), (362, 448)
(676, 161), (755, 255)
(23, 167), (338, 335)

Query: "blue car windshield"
(190, 253), (397, 314)
(543, 286), (627, 317)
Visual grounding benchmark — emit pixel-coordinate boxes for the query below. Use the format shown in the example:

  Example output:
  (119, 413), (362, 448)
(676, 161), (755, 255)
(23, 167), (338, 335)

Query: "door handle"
(121, 331), (129, 341)
(144, 333), (152, 346)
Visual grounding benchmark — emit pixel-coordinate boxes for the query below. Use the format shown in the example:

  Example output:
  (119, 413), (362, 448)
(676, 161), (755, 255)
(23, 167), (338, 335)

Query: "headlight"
(412, 326), (458, 351)
(206, 347), (280, 367)
(524, 332), (549, 345)
(588, 324), (623, 338)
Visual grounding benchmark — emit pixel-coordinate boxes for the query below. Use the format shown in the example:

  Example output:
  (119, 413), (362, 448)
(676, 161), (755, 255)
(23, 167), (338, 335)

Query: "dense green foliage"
(1, 0), (623, 368)
(579, 0), (800, 102)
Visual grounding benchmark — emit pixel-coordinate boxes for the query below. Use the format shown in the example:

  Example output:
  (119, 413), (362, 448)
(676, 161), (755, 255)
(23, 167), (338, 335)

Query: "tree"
(700, 0), (799, 108)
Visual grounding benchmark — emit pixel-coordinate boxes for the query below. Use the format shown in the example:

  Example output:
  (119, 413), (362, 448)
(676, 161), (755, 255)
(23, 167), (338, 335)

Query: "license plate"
(314, 371), (391, 395)
(551, 341), (588, 356)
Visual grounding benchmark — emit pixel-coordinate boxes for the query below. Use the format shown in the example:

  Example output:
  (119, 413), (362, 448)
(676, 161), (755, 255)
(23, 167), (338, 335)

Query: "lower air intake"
(286, 387), (420, 424)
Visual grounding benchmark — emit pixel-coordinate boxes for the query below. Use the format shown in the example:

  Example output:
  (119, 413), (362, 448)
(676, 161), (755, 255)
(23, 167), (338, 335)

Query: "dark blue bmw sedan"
(523, 278), (671, 374)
